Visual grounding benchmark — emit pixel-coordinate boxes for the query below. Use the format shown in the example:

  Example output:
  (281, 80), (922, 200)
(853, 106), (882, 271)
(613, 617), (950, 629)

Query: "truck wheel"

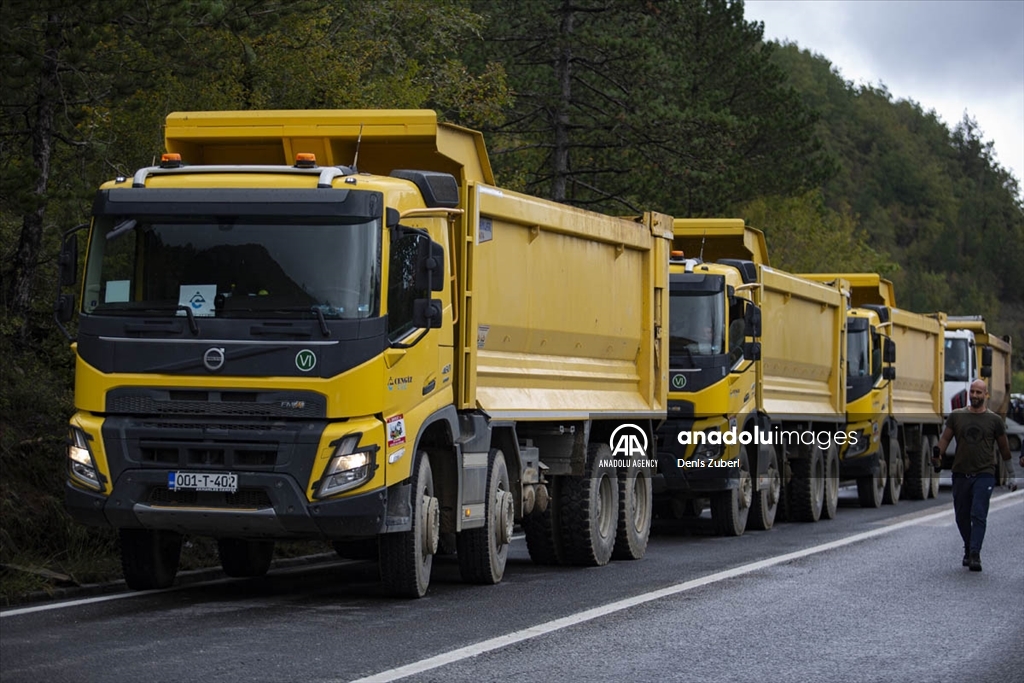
(612, 461), (653, 559)
(380, 452), (438, 598)
(457, 449), (513, 584)
(748, 445), (780, 531)
(857, 457), (886, 508)
(821, 443), (839, 520)
(559, 443), (619, 566)
(904, 441), (929, 500)
(710, 450), (751, 537)
(120, 528), (182, 590)
(883, 442), (903, 505)
(925, 435), (940, 498)
(523, 478), (565, 565)
(788, 445), (824, 522)
(217, 538), (274, 578)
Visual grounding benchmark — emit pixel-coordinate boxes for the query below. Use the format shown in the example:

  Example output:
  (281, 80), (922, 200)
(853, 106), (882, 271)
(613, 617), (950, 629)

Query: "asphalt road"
(2, 486), (1022, 683)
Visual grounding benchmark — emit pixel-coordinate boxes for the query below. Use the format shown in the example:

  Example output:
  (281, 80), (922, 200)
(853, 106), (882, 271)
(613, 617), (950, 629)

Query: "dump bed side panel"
(760, 268), (846, 420)
(889, 309), (944, 422)
(978, 333), (1012, 418)
(458, 184), (670, 419)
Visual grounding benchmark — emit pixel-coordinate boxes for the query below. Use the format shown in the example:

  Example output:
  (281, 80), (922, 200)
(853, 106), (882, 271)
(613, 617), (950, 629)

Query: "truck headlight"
(693, 429), (722, 461)
(315, 434), (377, 499)
(68, 427), (102, 491)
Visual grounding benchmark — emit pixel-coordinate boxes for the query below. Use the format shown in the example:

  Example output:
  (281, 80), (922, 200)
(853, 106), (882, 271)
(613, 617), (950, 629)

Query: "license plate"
(168, 471), (238, 493)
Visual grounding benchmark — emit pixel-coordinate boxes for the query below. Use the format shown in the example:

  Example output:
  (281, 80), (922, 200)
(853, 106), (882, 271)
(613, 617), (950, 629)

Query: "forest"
(2, 0), (1022, 598)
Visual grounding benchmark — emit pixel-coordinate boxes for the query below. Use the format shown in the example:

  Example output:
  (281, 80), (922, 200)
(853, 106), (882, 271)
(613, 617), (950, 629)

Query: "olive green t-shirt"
(947, 409), (1005, 475)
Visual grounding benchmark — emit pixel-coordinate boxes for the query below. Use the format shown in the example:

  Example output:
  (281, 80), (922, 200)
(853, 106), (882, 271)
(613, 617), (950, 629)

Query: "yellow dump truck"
(55, 110), (671, 597)
(941, 316), (1013, 484)
(654, 220), (846, 535)
(803, 274), (945, 505)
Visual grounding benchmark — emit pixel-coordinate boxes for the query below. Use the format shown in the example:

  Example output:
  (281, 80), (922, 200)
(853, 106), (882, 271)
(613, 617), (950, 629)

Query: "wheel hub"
(497, 491), (515, 546)
(421, 496), (440, 556)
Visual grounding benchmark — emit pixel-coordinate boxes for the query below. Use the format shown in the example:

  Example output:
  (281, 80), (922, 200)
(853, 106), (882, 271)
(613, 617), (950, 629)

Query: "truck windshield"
(82, 216), (380, 320)
(945, 338), (970, 381)
(848, 329), (870, 378)
(669, 291), (725, 357)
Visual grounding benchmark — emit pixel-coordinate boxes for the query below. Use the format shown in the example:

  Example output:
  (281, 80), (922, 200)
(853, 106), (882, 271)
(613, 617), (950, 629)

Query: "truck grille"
(139, 442), (279, 469)
(107, 388), (326, 418)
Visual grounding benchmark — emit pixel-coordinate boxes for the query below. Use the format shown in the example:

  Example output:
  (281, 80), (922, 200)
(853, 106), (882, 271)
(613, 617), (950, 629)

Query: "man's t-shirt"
(947, 409), (1006, 475)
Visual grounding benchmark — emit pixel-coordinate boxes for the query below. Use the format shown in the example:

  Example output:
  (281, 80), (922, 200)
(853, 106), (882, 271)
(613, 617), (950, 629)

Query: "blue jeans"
(951, 473), (996, 553)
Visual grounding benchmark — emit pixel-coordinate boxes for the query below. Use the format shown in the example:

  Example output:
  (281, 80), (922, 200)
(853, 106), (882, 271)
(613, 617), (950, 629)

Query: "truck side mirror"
(58, 228), (82, 287)
(882, 366), (896, 380)
(743, 341), (761, 362)
(883, 338), (896, 364)
(415, 238), (445, 292)
(413, 298), (442, 329)
(56, 293), (76, 323)
(744, 303), (761, 338)
(980, 346), (993, 378)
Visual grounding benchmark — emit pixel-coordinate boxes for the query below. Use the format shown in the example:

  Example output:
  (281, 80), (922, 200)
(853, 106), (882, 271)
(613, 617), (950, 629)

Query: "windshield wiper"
(226, 305), (332, 337)
(107, 305), (200, 335)
(310, 306), (330, 337)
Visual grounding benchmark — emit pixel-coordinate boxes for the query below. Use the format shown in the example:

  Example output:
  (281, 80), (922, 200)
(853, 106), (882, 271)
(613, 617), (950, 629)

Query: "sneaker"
(968, 551), (982, 572)
(963, 549), (971, 567)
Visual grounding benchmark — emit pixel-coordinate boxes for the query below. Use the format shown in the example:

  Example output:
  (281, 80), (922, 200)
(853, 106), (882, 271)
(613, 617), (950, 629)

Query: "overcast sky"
(745, 0), (1024, 192)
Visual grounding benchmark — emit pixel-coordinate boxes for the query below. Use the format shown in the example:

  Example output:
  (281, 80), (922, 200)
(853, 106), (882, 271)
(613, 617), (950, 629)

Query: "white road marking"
(349, 490), (1024, 683)
(2, 492), (1020, 626)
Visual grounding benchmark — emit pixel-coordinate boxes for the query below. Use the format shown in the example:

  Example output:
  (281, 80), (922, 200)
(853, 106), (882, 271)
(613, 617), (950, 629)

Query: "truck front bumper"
(66, 470), (389, 540)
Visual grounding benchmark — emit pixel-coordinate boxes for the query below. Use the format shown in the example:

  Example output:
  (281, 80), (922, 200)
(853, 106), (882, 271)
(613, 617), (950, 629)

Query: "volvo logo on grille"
(203, 347), (226, 372)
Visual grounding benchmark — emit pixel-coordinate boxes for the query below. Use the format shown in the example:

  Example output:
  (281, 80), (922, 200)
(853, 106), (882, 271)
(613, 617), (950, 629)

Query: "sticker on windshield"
(104, 280), (130, 303)
(178, 284), (217, 317)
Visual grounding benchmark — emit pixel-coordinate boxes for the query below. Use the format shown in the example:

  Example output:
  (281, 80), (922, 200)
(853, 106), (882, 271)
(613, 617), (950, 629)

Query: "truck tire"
(523, 478), (565, 566)
(904, 441), (929, 500)
(217, 538), (274, 578)
(857, 457), (886, 508)
(120, 528), (182, 590)
(926, 436), (940, 498)
(882, 442), (903, 505)
(379, 452), (438, 598)
(612, 461), (653, 559)
(559, 443), (619, 566)
(748, 445), (780, 531)
(821, 443), (839, 520)
(709, 450), (751, 537)
(788, 445), (824, 522)
(457, 449), (513, 584)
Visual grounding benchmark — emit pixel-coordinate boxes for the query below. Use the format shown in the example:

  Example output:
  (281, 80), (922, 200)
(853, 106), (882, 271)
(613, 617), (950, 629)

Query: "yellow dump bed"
(889, 309), (944, 422)
(164, 110), (671, 421)
(759, 268), (846, 419)
(977, 332), (1012, 418)
(464, 186), (671, 418)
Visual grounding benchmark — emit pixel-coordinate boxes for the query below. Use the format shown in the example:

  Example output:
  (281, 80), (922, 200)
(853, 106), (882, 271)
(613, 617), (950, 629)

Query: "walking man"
(933, 379), (1012, 572)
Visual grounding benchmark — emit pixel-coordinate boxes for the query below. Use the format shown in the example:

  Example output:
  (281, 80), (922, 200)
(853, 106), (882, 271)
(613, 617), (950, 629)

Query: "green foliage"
(467, 0), (833, 214)
(741, 191), (895, 275)
(769, 43), (1024, 325)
